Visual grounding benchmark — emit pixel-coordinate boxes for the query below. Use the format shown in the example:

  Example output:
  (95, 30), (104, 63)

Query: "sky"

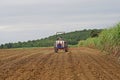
(0, 0), (120, 44)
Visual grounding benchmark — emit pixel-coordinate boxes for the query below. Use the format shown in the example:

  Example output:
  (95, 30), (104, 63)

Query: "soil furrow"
(0, 47), (120, 80)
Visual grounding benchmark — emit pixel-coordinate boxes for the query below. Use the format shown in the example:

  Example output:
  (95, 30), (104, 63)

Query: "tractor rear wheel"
(65, 47), (68, 52)
(54, 47), (58, 53)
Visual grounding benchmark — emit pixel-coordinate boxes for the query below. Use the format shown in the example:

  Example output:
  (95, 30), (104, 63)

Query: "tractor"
(54, 32), (68, 53)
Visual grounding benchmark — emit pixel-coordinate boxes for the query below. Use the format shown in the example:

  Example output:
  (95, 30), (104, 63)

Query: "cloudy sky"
(0, 0), (120, 44)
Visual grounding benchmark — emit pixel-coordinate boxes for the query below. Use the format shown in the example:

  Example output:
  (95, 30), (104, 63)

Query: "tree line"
(0, 29), (102, 49)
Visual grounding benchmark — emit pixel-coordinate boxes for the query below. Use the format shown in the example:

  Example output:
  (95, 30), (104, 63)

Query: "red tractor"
(54, 32), (68, 53)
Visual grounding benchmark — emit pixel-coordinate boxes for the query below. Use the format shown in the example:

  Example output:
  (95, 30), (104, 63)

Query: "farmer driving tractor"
(54, 32), (68, 53)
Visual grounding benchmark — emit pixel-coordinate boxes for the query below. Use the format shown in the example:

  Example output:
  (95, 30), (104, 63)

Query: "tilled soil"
(0, 47), (120, 80)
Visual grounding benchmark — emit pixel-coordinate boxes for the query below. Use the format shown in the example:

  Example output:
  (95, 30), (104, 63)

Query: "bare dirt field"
(0, 47), (120, 80)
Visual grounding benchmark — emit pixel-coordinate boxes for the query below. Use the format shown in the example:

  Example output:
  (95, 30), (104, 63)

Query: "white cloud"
(0, 0), (120, 44)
